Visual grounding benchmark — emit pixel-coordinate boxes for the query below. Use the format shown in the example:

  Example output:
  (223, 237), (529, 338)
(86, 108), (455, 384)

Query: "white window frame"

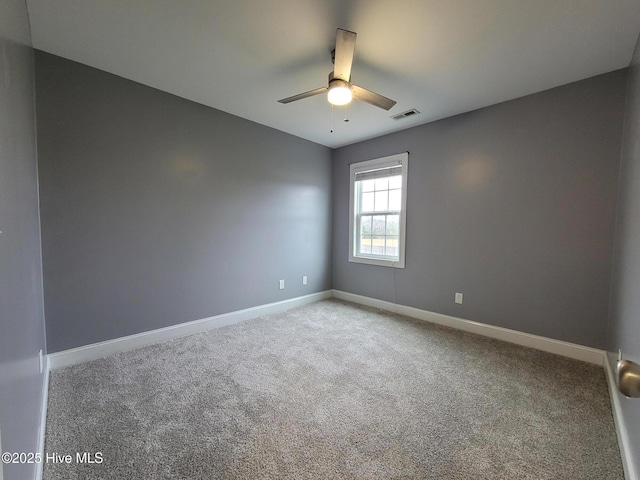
(349, 152), (408, 268)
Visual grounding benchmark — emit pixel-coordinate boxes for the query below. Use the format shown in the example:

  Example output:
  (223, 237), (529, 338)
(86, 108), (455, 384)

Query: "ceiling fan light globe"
(328, 85), (352, 105)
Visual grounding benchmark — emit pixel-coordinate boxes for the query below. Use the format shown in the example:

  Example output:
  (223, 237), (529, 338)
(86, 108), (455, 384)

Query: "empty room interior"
(3, 0), (640, 479)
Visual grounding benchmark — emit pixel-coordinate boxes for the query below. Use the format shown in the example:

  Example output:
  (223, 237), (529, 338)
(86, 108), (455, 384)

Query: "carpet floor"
(44, 299), (622, 479)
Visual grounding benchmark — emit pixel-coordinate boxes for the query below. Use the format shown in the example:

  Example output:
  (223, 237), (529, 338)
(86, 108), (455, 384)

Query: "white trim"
(332, 290), (605, 365)
(48, 291), (332, 370)
(35, 356), (49, 480)
(349, 152), (408, 269)
(604, 352), (638, 480)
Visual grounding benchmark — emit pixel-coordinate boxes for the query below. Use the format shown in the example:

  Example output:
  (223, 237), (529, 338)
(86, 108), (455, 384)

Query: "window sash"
(354, 175), (401, 261)
(356, 213), (400, 259)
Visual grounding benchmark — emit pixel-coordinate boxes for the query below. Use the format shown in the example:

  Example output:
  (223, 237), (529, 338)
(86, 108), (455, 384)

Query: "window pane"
(372, 216), (386, 235)
(361, 192), (374, 212)
(374, 177), (388, 191)
(360, 215), (372, 235)
(372, 236), (384, 255)
(374, 191), (388, 211)
(361, 179), (375, 192)
(359, 235), (372, 254)
(385, 236), (399, 257)
(389, 175), (402, 189)
(359, 215), (372, 255)
(389, 189), (401, 211)
(386, 215), (399, 236)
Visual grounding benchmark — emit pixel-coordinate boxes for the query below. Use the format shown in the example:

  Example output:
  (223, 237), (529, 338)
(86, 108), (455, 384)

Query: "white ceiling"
(26, 0), (640, 148)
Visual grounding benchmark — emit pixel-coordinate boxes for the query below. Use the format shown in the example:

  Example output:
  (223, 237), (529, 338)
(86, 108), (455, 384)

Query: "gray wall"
(333, 71), (626, 349)
(607, 35), (640, 475)
(35, 51), (332, 353)
(0, 1), (47, 479)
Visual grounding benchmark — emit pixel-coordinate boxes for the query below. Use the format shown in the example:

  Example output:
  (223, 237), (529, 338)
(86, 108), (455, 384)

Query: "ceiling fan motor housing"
(328, 71), (351, 88)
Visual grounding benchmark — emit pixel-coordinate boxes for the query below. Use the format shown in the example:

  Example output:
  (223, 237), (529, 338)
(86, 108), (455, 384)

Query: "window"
(349, 152), (408, 268)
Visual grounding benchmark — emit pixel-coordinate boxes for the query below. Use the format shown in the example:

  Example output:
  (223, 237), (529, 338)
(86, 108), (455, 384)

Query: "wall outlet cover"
(279, 280), (285, 290)
(455, 292), (463, 304)
(302, 276), (308, 285)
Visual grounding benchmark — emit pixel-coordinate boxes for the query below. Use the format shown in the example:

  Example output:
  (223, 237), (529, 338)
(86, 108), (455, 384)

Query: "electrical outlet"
(302, 276), (308, 285)
(39, 349), (43, 374)
(279, 279), (285, 290)
(618, 349), (623, 362)
(455, 292), (463, 304)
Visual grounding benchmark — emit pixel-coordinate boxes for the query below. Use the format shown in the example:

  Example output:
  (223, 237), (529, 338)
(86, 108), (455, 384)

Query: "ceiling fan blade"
(333, 28), (356, 82)
(278, 87), (328, 104)
(352, 85), (397, 110)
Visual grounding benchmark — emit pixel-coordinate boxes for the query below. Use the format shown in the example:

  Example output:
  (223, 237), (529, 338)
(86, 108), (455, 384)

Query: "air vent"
(391, 109), (420, 120)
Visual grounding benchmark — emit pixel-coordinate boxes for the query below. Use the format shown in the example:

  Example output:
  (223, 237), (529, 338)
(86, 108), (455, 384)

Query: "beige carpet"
(44, 299), (622, 479)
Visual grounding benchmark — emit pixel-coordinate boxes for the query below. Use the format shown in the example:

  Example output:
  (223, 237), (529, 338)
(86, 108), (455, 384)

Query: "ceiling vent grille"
(391, 109), (420, 120)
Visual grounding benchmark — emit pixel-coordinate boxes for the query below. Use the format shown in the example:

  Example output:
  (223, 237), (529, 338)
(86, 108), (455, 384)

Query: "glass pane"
(386, 215), (399, 236)
(361, 192), (374, 212)
(374, 177), (388, 191)
(389, 175), (402, 189)
(372, 236), (384, 255)
(385, 236), (399, 257)
(374, 191), (388, 212)
(360, 215), (372, 236)
(359, 235), (372, 254)
(361, 179), (375, 192)
(359, 214), (372, 255)
(372, 216), (386, 235)
(389, 189), (401, 211)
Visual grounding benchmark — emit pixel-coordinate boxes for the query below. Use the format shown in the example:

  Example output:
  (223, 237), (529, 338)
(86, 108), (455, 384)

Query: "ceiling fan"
(278, 28), (397, 111)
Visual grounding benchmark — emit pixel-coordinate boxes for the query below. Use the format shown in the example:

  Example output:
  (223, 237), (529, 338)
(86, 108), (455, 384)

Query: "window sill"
(349, 255), (405, 269)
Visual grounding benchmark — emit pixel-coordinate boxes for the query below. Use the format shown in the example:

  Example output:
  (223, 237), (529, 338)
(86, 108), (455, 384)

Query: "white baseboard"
(35, 355), (49, 480)
(604, 352), (638, 480)
(49, 289), (603, 369)
(332, 290), (605, 365)
(49, 291), (332, 370)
